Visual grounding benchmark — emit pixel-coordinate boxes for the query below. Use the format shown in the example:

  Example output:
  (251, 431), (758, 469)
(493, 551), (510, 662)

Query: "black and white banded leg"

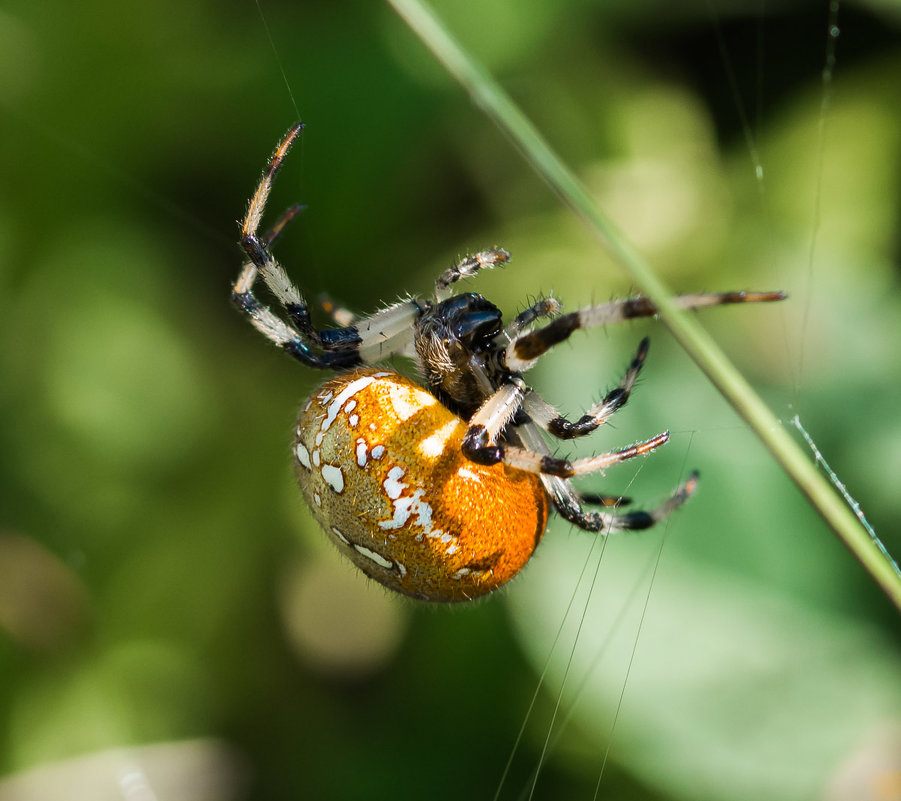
(513, 421), (696, 532)
(461, 377), (670, 479)
(579, 491), (632, 507)
(506, 291), (787, 373)
(232, 122), (429, 369)
(434, 248), (511, 301)
(501, 297), (562, 342)
(548, 471), (699, 532)
(236, 123), (365, 357)
(523, 336), (649, 440)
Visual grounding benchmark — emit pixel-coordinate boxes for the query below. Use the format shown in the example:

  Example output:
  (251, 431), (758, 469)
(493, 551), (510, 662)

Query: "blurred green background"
(1, 1), (901, 799)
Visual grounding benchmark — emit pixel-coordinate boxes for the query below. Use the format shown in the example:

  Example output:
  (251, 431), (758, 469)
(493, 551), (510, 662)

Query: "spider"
(233, 123), (785, 603)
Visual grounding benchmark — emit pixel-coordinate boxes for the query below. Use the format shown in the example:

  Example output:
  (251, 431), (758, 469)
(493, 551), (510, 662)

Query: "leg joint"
(462, 425), (502, 466)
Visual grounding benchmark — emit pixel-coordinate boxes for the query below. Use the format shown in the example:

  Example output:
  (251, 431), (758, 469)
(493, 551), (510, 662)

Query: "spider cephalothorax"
(414, 292), (508, 417)
(233, 123), (786, 603)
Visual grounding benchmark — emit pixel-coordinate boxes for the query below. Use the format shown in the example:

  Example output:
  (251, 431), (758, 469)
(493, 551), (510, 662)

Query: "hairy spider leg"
(233, 124), (429, 368)
(501, 297), (562, 341)
(505, 291), (787, 372)
(434, 248), (511, 301)
(522, 336), (650, 441)
(515, 421), (699, 532)
(461, 376), (670, 479)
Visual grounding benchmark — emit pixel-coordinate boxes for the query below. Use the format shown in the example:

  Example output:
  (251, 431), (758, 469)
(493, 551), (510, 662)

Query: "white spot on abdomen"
(295, 443), (311, 470)
(379, 486), (437, 534)
(330, 526), (350, 545)
(355, 438), (368, 467)
(383, 466), (406, 500)
(321, 375), (377, 434)
(321, 464), (345, 493)
(353, 543), (393, 570)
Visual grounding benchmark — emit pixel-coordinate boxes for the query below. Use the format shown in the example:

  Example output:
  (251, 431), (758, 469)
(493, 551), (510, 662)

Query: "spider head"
(414, 293), (503, 412)
(440, 293), (503, 351)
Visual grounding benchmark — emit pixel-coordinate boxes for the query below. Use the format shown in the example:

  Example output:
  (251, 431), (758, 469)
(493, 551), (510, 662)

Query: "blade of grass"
(385, 0), (901, 612)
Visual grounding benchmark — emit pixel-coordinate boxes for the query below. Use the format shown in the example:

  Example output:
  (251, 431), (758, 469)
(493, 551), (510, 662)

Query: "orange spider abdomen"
(293, 367), (549, 603)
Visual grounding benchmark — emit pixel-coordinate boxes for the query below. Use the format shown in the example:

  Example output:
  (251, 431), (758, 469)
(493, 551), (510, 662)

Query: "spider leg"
(514, 421), (696, 532)
(355, 299), (431, 363)
(500, 296), (562, 342)
(505, 290), (787, 372)
(231, 290), (362, 369)
(233, 283), (425, 368)
(264, 203), (306, 247)
(549, 470), (698, 532)
(234, 123), (428, 367)
(523, 337), (649, 440)
(579, 492), (632, 507)
(434, 248), (510, 301)
(243, 123), (304, 237)
(233, 201), (305, 312)
(239, 124), (363, 352)
(315, 292), (434, 360)
(461, 377), (670, 478)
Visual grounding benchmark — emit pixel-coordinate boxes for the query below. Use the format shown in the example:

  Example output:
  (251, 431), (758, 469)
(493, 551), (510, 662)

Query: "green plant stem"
(386, 0), (901, 612)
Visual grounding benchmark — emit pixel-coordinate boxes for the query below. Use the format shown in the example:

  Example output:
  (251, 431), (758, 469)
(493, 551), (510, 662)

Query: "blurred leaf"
(508, 527), (901, 801)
